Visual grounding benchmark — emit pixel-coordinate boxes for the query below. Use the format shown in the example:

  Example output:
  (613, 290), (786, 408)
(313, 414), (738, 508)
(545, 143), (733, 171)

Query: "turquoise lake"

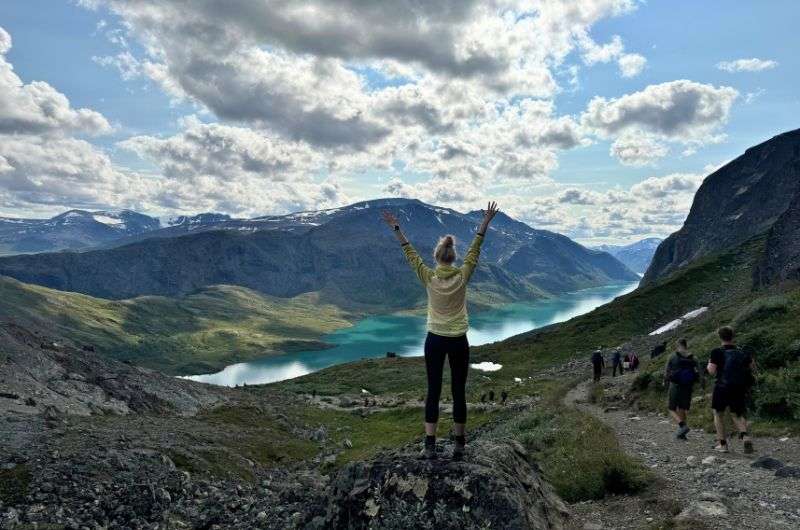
(186, 282), (638, 386)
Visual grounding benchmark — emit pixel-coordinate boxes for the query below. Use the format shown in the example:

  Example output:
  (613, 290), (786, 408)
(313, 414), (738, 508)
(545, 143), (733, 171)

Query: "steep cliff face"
(754, 191), (800, 287)
(643, 129), (800, 285)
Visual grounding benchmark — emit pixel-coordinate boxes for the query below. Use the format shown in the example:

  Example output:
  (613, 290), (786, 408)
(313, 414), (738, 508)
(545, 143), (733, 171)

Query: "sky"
(0, 0), (797, 244)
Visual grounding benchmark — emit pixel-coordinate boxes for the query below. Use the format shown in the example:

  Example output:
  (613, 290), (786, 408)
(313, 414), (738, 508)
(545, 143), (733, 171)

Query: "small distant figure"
(488, 390), (495, 402)
(664, 338), (699, 440)
(386, 351), (397, 358)
(650, 341), (667, 359)
(591, 348), (605, 382)
(612, 348), (624, 377)
(311, 389), (317, 399)
(500, 390), (508, 405)
(364, 397), (369, 407)
(480, 393), (487, 403)
(707, 326), (756, 454)
(629, 351), (640, 371)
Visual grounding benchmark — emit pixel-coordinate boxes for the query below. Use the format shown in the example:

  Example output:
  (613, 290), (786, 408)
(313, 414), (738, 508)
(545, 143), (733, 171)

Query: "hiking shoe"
(677, 425), (690, 439)
(420, 444), (437, 460)
(452, 441), (466, 461)
(743, 440), (754, 454)
(713, 442), (729, 453)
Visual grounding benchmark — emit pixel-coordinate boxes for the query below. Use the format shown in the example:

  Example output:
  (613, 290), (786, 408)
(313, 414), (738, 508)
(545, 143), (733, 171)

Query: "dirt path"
(564, 375), (800, 529)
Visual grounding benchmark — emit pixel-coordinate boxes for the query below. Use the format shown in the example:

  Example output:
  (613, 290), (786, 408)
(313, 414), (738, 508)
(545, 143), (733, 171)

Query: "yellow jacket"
(402, 234), (484, 337)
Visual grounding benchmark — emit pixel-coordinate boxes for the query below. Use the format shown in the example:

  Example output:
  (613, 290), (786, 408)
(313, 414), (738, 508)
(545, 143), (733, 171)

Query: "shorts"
(668, 383), (693, 411)
(711, 385), (747, 416)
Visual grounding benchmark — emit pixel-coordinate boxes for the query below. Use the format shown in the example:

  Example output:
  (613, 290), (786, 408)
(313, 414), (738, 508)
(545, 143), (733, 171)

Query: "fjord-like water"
(186, 282), (638, 387)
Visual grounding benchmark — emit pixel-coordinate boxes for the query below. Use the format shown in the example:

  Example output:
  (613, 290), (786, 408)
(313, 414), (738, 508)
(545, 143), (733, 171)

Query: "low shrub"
(753, 363), (800, 420)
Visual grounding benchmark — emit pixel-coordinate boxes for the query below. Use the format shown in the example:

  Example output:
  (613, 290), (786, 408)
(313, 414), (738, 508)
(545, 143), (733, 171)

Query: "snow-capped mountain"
(0, 210), (160, 255)
(0, 198), (639, 308)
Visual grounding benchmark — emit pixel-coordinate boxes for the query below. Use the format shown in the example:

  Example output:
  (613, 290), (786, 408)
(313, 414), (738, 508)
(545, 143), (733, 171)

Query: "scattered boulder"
(675, 499), (728, 522)
(751, 456), (785, 471)
(701, 456), (716, 466)
(319, 439), (569, 529)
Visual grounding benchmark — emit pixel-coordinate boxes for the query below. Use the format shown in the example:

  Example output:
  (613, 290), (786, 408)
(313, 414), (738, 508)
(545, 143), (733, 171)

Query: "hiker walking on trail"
(707, 326), (756, 454)
(612, 348), (624, 377)
(591, 348), (605, 382)
(664, 338), (699, 440)
(383, 201), (499, 460)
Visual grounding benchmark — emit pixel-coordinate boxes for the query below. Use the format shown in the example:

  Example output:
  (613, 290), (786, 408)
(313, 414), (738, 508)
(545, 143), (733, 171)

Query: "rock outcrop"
(320, 439), (569, 529)
(0, 321), (225, 417)
(643, 128), (800, 285)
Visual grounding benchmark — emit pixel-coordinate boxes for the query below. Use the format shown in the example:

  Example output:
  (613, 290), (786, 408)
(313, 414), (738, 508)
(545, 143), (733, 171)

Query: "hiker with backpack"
(612, 347), (624, 377)
(664, 338), (699, 440)
(707, 326), (756, 454)
(591, 348), (605, 382)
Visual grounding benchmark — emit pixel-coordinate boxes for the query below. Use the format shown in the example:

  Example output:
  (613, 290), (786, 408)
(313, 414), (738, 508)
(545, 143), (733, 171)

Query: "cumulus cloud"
(630, 172), (704, 198)
(581, 80), (738, 142)
(0, 135), (145, 209)
(118, 122), (348, 215)
(0, 26), (111, 136)
(611, 133), (669, 166)
(618, 53), (646, 77)
(558, 188), (599, 205)
(717, 58), (778, 73)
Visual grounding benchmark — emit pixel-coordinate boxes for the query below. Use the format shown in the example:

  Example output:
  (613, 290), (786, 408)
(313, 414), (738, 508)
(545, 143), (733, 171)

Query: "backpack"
(674, 366), (697, 386)
(719, 348), (751, 388)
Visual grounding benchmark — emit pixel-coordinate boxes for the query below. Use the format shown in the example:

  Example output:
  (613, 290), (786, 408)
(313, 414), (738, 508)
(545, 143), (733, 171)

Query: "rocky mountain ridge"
(0, 210), (160, 256)
(0, 199), (637, 309)
(643, 128), (800, 285)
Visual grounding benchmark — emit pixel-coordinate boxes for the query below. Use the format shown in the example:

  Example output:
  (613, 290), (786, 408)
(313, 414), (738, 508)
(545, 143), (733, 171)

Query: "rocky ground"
(565, 372), (800, 529)
(0, 322), (567, 529)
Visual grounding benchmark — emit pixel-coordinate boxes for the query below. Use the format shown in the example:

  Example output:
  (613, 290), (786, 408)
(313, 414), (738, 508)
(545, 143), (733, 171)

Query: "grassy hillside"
(273, 235), (800, 497)
(0, 276), (353, 375)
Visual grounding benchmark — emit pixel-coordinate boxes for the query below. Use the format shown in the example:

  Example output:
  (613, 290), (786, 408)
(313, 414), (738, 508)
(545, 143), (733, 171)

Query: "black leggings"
(424, 332), (469, 424)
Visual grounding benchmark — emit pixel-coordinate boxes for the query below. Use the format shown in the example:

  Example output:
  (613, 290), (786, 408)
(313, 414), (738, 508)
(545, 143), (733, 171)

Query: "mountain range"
(0, 199), (638, 310)
(592, 237), (663, 274)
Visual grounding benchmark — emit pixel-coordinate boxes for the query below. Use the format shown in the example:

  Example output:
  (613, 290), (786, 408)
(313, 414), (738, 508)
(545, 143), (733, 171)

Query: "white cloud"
(582, 80), (738, 142)
(0, 26), (111, 136)
(618, 53), (646, 77)
(717, 58), (778, 73)
(93, 51), (141, 80)
(558, 188), (600, 205)
(611, 132), (669, 166)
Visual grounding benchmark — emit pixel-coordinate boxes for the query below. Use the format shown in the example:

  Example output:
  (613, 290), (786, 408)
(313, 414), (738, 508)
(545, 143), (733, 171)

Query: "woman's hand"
(483, 201), (499, 223)
(382, 210), (399, 230)
(479, 201), (499, 235)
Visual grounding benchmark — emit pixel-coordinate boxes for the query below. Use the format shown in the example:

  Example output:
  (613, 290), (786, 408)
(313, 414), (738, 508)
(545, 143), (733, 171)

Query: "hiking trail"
(563, 369), (800, 529)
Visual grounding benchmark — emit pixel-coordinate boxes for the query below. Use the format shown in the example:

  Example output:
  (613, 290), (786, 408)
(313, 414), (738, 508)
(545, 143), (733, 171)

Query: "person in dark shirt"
(591, 348), (605, 382)
(664, 338), (698, 440)
(612, 348), (624, 377)
(707, 326), (755, 454)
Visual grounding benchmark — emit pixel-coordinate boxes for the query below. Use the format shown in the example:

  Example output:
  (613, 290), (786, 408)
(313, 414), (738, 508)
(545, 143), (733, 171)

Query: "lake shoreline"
(185, 282), (639, 387)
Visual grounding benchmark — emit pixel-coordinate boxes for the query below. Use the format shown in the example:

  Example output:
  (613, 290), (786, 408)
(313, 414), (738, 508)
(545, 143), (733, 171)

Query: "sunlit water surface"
(185, 282), (638, 386)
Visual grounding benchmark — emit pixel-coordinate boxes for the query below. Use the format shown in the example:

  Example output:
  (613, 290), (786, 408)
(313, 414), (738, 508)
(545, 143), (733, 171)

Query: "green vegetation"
(489, 379), (650, 502)
(0, 464), (31, 505)
(629, 285), (800, 434)
(472, 237), (763, 384)
(0, 276), (353, 375)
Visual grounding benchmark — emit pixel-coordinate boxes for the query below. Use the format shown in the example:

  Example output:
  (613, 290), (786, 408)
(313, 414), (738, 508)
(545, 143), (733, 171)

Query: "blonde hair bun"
(434, 234), (457, 264)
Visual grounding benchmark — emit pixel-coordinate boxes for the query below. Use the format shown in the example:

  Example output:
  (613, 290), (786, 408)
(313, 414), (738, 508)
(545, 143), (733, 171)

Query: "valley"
(2, 129), (800, 529)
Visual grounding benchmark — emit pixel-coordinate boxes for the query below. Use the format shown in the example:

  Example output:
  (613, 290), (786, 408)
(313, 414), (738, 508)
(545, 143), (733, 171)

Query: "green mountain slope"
(0, 276), (352, 375)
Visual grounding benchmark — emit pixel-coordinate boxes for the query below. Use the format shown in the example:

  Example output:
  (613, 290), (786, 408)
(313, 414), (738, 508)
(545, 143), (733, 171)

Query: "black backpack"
(719, 348), (751, 388)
